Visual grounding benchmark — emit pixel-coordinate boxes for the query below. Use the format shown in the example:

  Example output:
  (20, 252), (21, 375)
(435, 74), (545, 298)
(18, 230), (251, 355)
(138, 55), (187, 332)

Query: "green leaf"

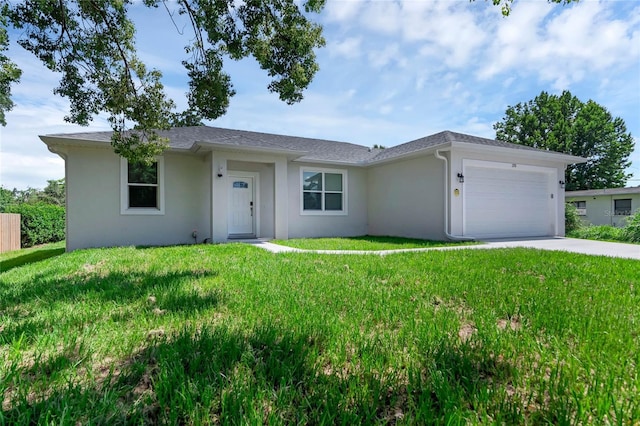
(494, 90), (634, 190)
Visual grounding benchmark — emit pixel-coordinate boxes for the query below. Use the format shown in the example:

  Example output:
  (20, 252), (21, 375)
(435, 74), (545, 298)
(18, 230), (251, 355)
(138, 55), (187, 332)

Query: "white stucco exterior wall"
(367, 155), (445, 240)
(286, 162), (368, 238)
(63, 146), (211, 250)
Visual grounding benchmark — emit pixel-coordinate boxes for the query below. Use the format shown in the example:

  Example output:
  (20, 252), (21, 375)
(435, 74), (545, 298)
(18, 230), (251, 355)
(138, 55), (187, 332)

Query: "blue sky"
(1, 0), (639, 190)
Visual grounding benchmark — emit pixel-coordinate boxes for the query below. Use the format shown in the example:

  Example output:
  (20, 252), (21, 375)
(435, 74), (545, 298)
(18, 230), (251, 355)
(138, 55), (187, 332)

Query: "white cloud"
(0, 46), (111, 189)
(211, 88), (412, 147)
(335, 1), (490, 68)
(324, 0), (363, 23)
(344, 89), (357, 99)
(368, 43), (402, 68)
(328, 37), (363, 58)
(378, 104), (393, 115)
(458, 116), (495, 139)
(0, 152), (64, 190)
(0, 103), (110, 189)
(478, 1), (640, 88)
(476, 2), (551, 80)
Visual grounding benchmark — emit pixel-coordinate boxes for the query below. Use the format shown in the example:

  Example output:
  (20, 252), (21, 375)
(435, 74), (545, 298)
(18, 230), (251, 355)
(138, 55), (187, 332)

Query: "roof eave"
(40, 134), (194, 154)
(565, 187), (640, 197)
(292, 157), (368, 167)
(192, 141), (307, 158)
(365, 143), (451, 166)
(451, 141), (587, 164)
(40, 134), (112, 149)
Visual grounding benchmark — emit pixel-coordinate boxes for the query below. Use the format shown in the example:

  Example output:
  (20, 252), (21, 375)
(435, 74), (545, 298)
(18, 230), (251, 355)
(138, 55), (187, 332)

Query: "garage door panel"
(464, 164), (553, 238)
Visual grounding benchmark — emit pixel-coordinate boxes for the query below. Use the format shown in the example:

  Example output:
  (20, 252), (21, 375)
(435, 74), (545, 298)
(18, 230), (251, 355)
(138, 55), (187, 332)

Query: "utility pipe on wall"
(434, 149), (475, 242)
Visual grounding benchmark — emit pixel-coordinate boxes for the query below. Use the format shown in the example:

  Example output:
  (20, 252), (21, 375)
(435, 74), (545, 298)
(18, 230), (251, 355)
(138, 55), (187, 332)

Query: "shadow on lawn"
(1, 321), (547, 424)
(0, 246), (65, 273)
(0, 250), (560, 423)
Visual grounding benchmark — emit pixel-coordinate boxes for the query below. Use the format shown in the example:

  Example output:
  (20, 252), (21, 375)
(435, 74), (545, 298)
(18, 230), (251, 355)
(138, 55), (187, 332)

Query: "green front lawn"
(272, 235), (477, 250)
(1, 244), (638, 423)
(0, 241), (65, 273)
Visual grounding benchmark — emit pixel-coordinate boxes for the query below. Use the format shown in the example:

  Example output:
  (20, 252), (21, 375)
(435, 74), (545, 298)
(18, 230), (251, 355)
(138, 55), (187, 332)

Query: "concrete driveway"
(480, 237), (640, 260)
(247, 237), (640, 260)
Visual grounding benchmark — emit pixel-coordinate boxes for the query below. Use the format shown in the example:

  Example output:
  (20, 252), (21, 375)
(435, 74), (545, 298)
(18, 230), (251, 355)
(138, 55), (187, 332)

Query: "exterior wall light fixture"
(457, 173), (465, 183)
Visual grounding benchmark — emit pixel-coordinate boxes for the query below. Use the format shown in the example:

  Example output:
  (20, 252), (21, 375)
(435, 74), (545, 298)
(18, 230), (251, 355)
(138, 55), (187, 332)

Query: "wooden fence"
(0, 213), (21, 253)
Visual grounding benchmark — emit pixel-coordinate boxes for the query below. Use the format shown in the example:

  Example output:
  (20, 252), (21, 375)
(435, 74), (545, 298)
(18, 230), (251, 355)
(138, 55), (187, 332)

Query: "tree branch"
(88, 0), (138, 98)
(177, 0), (207, 65)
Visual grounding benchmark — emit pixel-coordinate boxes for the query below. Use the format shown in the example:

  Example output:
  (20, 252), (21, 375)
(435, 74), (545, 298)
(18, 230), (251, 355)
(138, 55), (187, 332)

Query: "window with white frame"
(301, 168), (346, 214)
(571, 201), (586, 209)
(571, 200), (587, 215)
(614, 199), (632, 216)
(121, 157), (165, 215)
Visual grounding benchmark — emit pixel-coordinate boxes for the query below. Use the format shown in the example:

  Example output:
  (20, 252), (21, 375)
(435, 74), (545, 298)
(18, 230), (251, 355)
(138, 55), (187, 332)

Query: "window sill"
(300, 210), (348, 216)
(121, 208), (165, 216)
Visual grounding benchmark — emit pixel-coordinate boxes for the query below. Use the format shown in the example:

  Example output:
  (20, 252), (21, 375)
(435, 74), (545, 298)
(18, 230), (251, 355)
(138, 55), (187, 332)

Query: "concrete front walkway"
(243, 237), (640, 260)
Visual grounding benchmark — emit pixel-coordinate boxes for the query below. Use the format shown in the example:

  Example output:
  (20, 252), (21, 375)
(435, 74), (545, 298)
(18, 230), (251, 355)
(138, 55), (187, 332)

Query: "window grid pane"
(303, 192), (322, 210)
(303, 172), (323, 191)
(128, 162), (158, 184)
(129, 185), (158, 208)
(324, 193), (343, 210)
(325, 173), (342, 191)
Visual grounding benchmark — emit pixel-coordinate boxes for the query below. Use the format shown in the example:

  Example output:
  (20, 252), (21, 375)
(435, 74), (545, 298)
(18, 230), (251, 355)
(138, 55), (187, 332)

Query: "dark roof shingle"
(369, 130), (553, 163)
(44, 126), (580, 165)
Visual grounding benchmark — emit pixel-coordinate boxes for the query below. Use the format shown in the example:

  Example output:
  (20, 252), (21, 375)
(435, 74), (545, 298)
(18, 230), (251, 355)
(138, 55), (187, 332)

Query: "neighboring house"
(566, 186), (640, 227)
(41, 127), (585, 251)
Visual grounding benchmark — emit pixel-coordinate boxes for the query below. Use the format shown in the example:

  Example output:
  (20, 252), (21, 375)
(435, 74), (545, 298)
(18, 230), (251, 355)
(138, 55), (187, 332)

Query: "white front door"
(228, 176), (255, 236)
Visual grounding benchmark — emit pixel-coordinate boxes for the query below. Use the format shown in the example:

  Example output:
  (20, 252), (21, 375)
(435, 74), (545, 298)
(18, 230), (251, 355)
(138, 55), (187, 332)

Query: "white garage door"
(464, 163), (554, 238)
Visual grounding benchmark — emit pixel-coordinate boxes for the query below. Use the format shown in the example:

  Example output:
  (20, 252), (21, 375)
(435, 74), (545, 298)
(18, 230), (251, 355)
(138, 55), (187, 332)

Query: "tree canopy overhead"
(1, 0), (577, 163)
(1, 0), (326, 162)
(494, 90), (635, 191)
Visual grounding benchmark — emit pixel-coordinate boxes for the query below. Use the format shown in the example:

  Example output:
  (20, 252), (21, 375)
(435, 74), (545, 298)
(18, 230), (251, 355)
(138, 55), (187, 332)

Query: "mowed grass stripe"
(271, 235), (477, 250)
(1, 244), (638, 424)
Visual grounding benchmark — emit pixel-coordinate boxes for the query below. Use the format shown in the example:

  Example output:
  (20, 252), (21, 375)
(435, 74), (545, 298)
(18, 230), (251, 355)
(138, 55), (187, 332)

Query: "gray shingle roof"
(44, 126), (580, 165)
(368, 130), (554, 163)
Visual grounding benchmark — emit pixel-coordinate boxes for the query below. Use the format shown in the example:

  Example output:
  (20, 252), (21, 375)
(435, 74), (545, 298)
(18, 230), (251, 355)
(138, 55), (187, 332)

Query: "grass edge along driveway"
(271, 235), (478, 251)
(1, 243), (638, 424)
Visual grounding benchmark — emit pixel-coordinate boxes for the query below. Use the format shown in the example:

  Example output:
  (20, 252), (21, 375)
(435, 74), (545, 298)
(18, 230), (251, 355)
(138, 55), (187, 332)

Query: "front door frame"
(227, 171), (260, 238)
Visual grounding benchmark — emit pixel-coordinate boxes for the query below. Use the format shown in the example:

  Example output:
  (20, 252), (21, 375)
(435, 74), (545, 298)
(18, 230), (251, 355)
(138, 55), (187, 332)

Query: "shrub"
(4, 203), (65, 248)
(568, 225), (625, 242)
(622, 210), (640, 243)
(565, 202), (582, 233)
